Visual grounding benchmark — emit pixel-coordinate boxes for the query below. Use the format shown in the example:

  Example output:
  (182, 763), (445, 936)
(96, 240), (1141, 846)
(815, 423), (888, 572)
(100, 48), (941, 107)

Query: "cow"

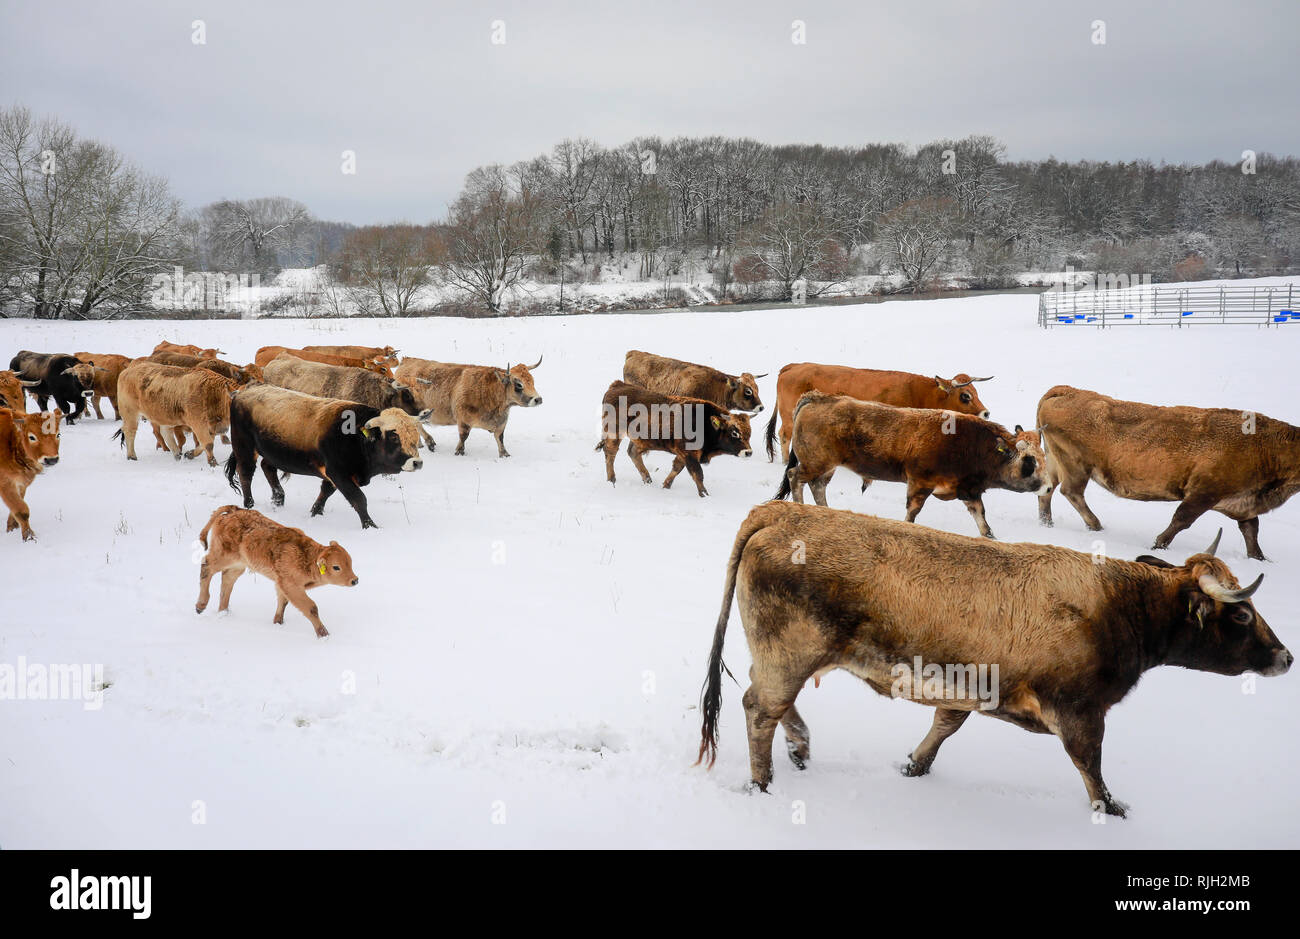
(113, 362), (241, 466)
(74, 353), (133, 419)
(8, 352), (96, 423)
(394, 356), (543, 457)
(149, 351), (262, 385)
(696, 502), (1292, 816)
(254, 346), (393, 376)
(0, 370), (27, 413)
(196, 505), (359, 639)
(0, 407), (62, 542)
(774, 392), (1045, 539)
(598, 380), (753, 497)
(1037, 385), (1300, 561)
(623, 350), (766, 414)
(225, 384), (425, 529)
(152, 341), (221, 358)
(302, 344), (400, 367)
(262, 355), (425, 434)
(765, 363), (994, 462)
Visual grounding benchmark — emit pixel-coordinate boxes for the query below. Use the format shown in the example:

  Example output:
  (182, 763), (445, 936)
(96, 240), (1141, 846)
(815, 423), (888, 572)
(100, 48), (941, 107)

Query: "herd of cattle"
(2, 336), (1296, 816)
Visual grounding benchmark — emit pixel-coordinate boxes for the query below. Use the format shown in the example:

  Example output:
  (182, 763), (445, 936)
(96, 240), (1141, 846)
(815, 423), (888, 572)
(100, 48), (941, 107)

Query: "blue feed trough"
(1274, 316), (1288, 323)
(1086, 316), (1098, 322)
(1123, 313), (1134, 319)
(1181, 311), (1194, 317)
(1057, 316), (1072, 323)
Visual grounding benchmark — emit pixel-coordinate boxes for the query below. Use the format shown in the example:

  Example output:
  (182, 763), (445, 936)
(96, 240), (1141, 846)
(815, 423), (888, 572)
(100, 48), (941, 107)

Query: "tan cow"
(115, 362), (241, 466)
(0, 407), (62, 542)
(766, 363), (994, 462)
(75, 353), (132, 419)
(302, 344), (399, 367)
(395, 356), (543, 457)
(153, 341), (222, 358)
(254, 346), (393, 376)
(196, 505), (358, 638)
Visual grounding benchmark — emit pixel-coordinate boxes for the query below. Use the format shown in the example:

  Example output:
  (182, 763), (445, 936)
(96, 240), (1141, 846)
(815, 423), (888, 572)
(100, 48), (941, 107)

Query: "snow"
(2, 282), (1298, 848)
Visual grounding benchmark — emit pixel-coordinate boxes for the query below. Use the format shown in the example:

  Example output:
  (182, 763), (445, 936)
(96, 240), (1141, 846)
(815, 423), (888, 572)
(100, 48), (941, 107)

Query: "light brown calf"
(0, 407), (62, 542)
(195, 505), (358, 638)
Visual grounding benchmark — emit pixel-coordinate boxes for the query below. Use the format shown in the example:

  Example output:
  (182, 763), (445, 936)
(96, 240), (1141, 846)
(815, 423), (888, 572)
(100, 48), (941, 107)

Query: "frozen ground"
(2, 283), (1298, 848)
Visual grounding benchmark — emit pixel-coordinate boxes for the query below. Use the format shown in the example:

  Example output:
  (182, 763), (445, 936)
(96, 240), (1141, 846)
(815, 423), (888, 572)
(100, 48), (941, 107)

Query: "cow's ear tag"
(361, 427), (369, 437)
(319, 563), (327, 576)
(711, 416), (721, 429)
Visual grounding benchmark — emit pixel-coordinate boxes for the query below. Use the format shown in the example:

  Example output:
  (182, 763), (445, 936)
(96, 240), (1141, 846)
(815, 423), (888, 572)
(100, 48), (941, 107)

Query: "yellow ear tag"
(319, 563), (327, 576)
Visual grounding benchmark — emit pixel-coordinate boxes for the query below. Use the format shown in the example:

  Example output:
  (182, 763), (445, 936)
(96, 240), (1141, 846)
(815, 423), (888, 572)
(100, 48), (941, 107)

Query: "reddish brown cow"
(254, 346), (393, 376)
(766, 363), (994, 462)
(74, 353), (132, 419)
(0, 370), (26, 414)
(153, 341), (222, 358)
(775, 392), (1044, 538)
(302, 344), (399, 367)
(0, 407), (62, 541)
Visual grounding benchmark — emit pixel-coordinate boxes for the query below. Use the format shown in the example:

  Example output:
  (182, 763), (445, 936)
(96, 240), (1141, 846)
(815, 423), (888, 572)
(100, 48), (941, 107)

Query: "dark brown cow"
(697, 502), (1292, 816)
(395, 356), (543, 457)
(0, 407), (62, 541)
(775, 392), (1045, 538)
(598, 380), (753, 497)
(74, 353), (132, 419)
(623, 350), (766, 413)
(766, 363), (994, 462)
(1037, 385), (1300, 561)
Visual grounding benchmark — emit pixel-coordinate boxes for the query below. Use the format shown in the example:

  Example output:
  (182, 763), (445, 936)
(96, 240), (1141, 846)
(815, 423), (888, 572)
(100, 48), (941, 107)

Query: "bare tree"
(877, 197), (959, 293)
(203, 196), (311, 273)
(738, 200), (846, 300)
(332, 224), (441, 316)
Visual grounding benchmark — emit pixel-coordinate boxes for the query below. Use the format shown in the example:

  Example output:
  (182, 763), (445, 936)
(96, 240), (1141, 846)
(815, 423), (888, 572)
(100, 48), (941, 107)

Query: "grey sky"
(2, 0), (1296, 225)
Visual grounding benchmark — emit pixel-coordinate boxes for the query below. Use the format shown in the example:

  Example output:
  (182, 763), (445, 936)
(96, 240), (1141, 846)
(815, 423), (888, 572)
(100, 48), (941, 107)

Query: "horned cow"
(623, 350), (766, 413)
(8, 352), (96, 423)
(697, 502), (1292, 816)
(395, 356), (543, 457)
(74, 353), (132, 419)
(775, 391), (1045, 539)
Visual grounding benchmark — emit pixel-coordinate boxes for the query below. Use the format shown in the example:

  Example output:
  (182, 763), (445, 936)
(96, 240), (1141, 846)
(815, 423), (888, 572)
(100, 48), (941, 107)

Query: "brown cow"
(114, 362), (241, 466)
(697, 502), (1292, 816)
(149, 351), (262, 385)
(0, 407), (62, 542)
(775, 392), (1045, 538)
(153, 341), (222, 358)
(75, 353), (132, 419)
(623, 350), (766, 413)
(254, 346), (392, 376)
(196, 505), (358, 638)
(598, 380), (753, 497)
(302, 344), (399, 367)
(766, 363), (994, 462)
(0, 370), (27, 414)
(395, 356), (543, 457)
(1038, 385), (1300, 560)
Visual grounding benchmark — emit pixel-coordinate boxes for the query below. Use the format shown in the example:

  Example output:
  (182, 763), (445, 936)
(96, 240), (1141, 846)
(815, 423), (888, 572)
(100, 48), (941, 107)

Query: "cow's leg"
(780, 704), (811, 769)
(1238, 517), (1265, 561)
(309, 479), (336, 516)
(273, 587), (290, 625)
(329, 474), (376, 529)
(260, 460), (285, 506)
(120, 409), (140, 461)
(281, 584), (329, 638)
(0, 482), (33, 541)
(1151, 496), (1216, 551)
(1056, 710), (1126, 817)
(963, 496), (995, 539)
(162, 426), (184, 460)
(663, 456), (685, 488)
(682, 454), (708, 497)
(494, 426), (510, 458)
(627, 442), (654, 484)
(454, 423), (471, 455)
(1059, 472), (1102, 531)
(603, 438), (620, 485)
(34, 393), (50, 412)
(1037, 479), (1057, 526)
(217, 566), (245, 612)
(91, 394), (105, 420)
(184, 424), (216, 465)
(901, 708), (971, 777)
(108, 395), (121, 420)
(904, 483), (933, 522)
(808, 471), (832, 507)
(779, 421), (791, 463)
(742, 666), (805, 791)
(419, 427), (436, 451)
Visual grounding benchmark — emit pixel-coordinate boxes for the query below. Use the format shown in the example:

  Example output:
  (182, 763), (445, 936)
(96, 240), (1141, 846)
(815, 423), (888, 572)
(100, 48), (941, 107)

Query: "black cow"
(224, 384), (425, 529)
(9, 352), (96, 423)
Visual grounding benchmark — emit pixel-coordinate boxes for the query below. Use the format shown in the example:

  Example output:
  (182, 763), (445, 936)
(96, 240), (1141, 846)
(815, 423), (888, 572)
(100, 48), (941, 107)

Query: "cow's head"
(503, 357), (543, 408)
(361, 408), (425, 473)
(315, 540), (360, 588)
(199, 348), (223, 359)
(0, 372), (23, 412)
(13, 409), (62, 468)
(991, 424), (1047, 493)
(726, 371), (766, 413)
(380, 346), (400, 365)
(1138, 532), (1291, 677)
(241, 363), (265, 383)
(710, 411), (753, 459)
(384, 380), (421, 416)
(62, 363), (97, 396)
(366, 358), (394, 377)
(933, 373), (992, 419)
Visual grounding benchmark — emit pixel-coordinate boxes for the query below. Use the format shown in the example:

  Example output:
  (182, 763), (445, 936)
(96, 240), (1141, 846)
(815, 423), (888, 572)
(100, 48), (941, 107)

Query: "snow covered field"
(2, 285), (1298, 849)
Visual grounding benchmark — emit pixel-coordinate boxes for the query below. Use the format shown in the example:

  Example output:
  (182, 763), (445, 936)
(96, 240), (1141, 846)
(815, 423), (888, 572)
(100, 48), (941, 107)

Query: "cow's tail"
(223, 452), (240, 492)
(198, 505), (241, 548)
(772, 448), (798, 501)
(697, 508), (771, 769)
(111, 428), (124, 448)
(763, 411), (779, 461)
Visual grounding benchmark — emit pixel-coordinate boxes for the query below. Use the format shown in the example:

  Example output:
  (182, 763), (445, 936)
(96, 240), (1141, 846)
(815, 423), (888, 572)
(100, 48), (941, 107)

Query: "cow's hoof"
(273, 615), (284, 625)
(744, 780), (770, 794)
(1039, 517), (1053, 527)
(126, 455), (137, 462)
(900, 757), (930, 777)
(499, 452), (511, 458)
(195, 605), (204, 614)
(243, 500), (254, 509)
(786, 740), (808, 770)
(1095, 797), (1129, 818)
(316, 629), (330, 639)
(361, 519), (378, 530)
(272, 496), (285, 507)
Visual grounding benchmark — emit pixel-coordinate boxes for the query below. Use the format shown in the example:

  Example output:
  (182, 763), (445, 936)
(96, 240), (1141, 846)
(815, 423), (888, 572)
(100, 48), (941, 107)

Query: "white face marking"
(401, 457), (423, 472)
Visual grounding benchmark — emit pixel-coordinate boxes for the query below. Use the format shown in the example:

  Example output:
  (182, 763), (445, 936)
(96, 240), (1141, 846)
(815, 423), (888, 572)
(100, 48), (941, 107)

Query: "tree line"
(1, 103), (1296, 318)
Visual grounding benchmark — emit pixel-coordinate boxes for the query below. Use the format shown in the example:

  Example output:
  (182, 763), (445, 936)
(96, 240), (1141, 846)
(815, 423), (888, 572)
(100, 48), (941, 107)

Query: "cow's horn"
(1198, 571), (1264, 604)
(753, 372), (769, 379)
(1205, 528), (1222, 557)
(20, 379), (40, 387)
(526, 355), (542, 370)
(953, 375), (994, 388)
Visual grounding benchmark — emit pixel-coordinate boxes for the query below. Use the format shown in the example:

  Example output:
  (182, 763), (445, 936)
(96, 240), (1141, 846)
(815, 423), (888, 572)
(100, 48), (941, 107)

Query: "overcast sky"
(2, 0), (1296, 224)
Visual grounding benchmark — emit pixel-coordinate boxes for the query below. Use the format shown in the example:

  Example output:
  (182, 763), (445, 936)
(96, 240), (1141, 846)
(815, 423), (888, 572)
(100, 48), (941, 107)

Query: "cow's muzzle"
(82, 389), (95, 398)
(42, 456), (59, 466)
(529, 397), (543, 407)
(402, 458), (423, 471)
(741, 449), (753, 458)
(979, 410), (991, 420)
(1263, 648), (1294, 676)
